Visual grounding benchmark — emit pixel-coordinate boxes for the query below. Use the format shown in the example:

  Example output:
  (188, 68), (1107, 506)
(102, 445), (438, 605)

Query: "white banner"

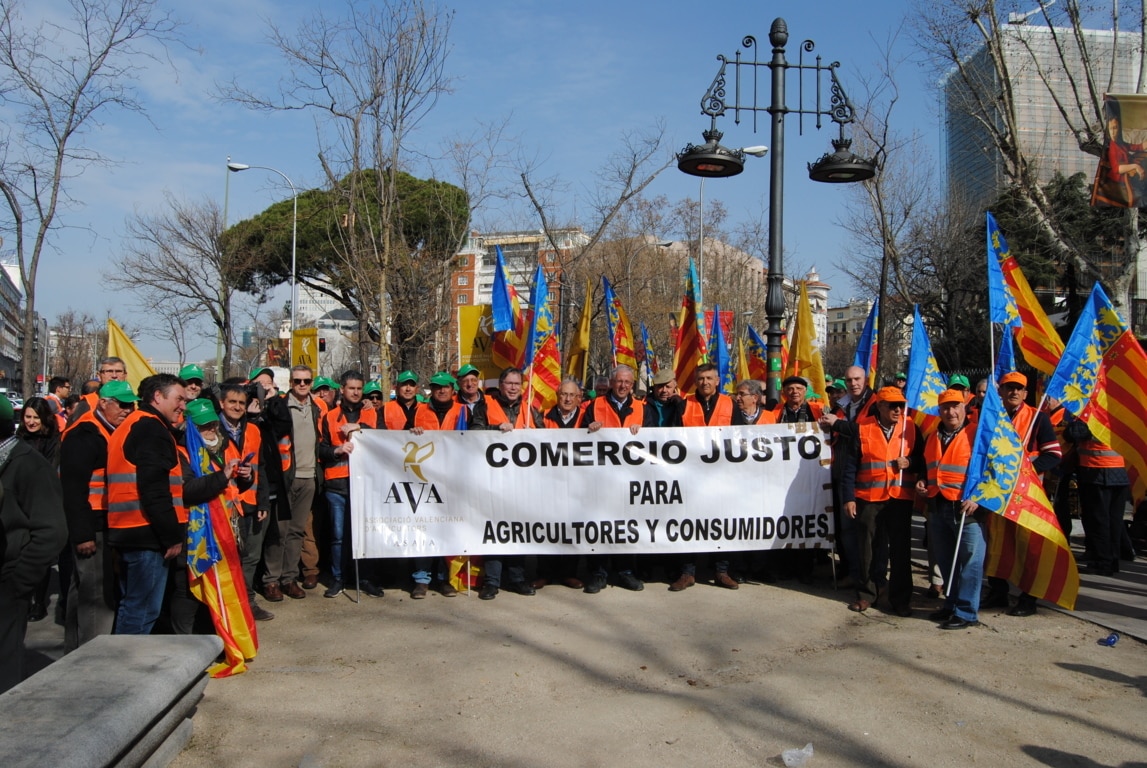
(349, 424), (833, 558)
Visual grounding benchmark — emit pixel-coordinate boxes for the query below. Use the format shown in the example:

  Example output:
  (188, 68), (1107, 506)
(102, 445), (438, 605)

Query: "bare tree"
(0, 0), (179, 395)
(916, 0), (1146, 310)
(225, 0), (463, 378)
(49, 309), (104, 382)
(108, 194), (258, 377)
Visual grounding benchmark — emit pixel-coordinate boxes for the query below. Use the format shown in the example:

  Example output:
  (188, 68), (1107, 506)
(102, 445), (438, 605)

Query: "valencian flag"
(708, 305), (734, 395)
(184, 420), (258, 676)
(963, 383), (1079, 609)
(905, 305), (945, 437)
(673, 258), (707, 394)
(565, 278), (593, 384)
(743, 324), (769, 381)
(1092, 94), (1147, 208)
(851, 298), (879, 389)
(988, 213), (1065, 375)
(1045, 282), (1147, 502)
(525, 263), (562, 411)
(491, 246), (528, 370)
(602, 276), (638, 371)
(993, 322), (1017, 383)
(640, 322), (659, 375)
(106, 318), (157, 390)
(784, 282), (826, 402)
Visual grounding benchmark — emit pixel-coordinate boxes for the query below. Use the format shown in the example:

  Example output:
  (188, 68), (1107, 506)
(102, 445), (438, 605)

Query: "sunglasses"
(368, 394), (383, 401)
(292, 378), (313, 385)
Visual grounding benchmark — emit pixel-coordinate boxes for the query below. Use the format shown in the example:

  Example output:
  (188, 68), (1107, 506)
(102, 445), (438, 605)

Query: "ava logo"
(478, 311), (494, 337)
(385, 441), (443, 513)
(403, 441), (435, 481)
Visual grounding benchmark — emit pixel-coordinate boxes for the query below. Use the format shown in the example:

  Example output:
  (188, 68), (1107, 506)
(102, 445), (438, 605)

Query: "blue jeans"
(929, 500), (986, 621)
(326, 491), (349, 583)
(115, 548), (169, 635)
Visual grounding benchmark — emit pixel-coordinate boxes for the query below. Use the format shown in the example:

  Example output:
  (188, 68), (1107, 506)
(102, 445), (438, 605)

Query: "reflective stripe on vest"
(278, 434), (292, 473)
(224, 422), (262, 507)
(64, 410), (113, 511)
(106, 409), (186, 528)
(1078, 440), (1124, 468)
(924, 428), (972, 501)
(682, 394), (733, 427)
(856, 419), (917, 502)
(323, 406), (378, 481)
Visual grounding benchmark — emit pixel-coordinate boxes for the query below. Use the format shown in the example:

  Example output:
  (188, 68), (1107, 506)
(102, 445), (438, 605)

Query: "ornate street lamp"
(678, 18), (875, 402)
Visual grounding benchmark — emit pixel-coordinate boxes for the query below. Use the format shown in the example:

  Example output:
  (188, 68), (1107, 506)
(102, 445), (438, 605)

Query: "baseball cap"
(876, 386), (907, 404)
(457, 364), (480, 379)
(363, 381), (383, 396)
(999, 371), (1027, 388)
(396, 370), (418, 385)
(313, 376), (335, 391)
(99, 381), (140, 403)
(185, 398), (220, 426)
(895, 372), (907, 381)
(652, 369), (675, 387)
(429, 371), (457, 388)
(249, 367), (273, 382)
(937, 389), (966, 406)
(179, 364), (205, 383)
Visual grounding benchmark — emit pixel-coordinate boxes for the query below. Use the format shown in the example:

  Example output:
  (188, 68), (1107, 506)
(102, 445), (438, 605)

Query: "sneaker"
(438, 581), (458, 597)
(615, 571), (644, 591)
(583, 574), (608, 594)
(411, 583), (429, 599)
(251, 602), (275, 621)
(324, 581), (344, 598)
(358, 579), (384, 598)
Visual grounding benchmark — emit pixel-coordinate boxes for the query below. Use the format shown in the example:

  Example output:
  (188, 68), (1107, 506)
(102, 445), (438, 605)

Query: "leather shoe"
(562, 577), (584, 589)
(438, 581), (458, 597)
(982, 590), (1010, 609)
(615, 572), (644, 591)
(714, 572), (739, 590)
(302, 575), (319, 590)
(29, 601), (48, 622)
(584, 574), (608, 594)
(1007, 601), (1037, 617)
(669, 574), (695, 592)
(411, 583), (429, 599)
(506, 581), (536, 596)
(479, 584), (498, 600)
(263, 582), (284, 602)
(929, 608), (953, 622)
(251, 603), (275, 621)
(940, 616), (979, 630)
(847, 599), (870, 612)
(530, 578), (548, 590)
(284, 581), (306, 600)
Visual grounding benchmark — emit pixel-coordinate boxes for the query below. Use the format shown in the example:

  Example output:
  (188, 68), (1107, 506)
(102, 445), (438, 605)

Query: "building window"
(457, 294), (468, 304)
(457, 275), (469, 286)
(458, 256), (469, 267)
(836, 311), (844, 319)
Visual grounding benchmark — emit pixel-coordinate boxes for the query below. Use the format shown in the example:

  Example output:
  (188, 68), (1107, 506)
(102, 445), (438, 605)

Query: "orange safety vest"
(586, 396), (646, 428)
(682, 394), (733, 427)
(855, 419), (917, 502)
(543, 403), (587, 429)
(1078, 438), (1124, 469)
(106, 410), (187, 529)
(1008, 403), (1038, 459)
(223, 421), (262, 508)
(485, 398), (532, 429)
(924, 427), (972, 501)
(322, 405), (378, 481)
(413, 401), (468, 431)
(65, 409), (112, 512)
(312, 394), (330, 417)
(773, 400), (825, 423)
(383, 399), (418, 430)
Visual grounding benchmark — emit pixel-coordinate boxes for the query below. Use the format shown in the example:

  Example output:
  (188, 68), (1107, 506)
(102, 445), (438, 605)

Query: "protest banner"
(349, 424), (833, 558)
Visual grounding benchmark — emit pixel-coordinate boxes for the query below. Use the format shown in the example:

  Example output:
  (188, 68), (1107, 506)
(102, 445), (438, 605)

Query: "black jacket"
(0, 438), (67, 599)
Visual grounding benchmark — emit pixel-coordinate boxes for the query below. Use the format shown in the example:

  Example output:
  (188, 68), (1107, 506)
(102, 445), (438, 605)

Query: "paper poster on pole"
(349, 424), (833, 558)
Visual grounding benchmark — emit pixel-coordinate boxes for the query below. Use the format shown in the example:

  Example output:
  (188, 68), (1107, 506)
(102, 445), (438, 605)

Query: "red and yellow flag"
(1001, 257), (1065, 376)
(672, 259), (707, 394)
(491, 246), (528, 370)
(525, 264), (562, 411)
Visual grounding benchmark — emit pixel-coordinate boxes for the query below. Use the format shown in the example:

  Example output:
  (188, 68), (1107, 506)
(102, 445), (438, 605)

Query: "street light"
(693, 145), (766, 306)
(677, 18), (875, 402)
(227, 161), (299, 338)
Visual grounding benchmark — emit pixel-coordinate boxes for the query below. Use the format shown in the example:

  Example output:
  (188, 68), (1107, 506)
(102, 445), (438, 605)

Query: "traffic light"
(319, 337), (326, 352)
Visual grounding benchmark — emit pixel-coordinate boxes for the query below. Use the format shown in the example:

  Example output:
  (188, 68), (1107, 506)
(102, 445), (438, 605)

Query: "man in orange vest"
(454, 364), (486, 418)
(773, 376), (824, 423)
(179, 364), (205, 403)
(382, 371), (419, 429)
(60, 380), (139, 650)
(916, 389), (984, 630)
(987, 371), (1062, 617)
(476, 368), (535, 599)
(319, 370), (381, 599)
(533, 377), (586, 590)
(580, 365), (655, 594)
(106, 373), (189, 635)
(841, 386), (923, 616)
(69, 356), (127, 425)
(671, 363), (735, 592)
(1064, 417), (1129, 577)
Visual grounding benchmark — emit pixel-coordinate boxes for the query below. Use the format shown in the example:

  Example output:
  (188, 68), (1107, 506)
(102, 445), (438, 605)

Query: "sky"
(11, 0), (944, 361)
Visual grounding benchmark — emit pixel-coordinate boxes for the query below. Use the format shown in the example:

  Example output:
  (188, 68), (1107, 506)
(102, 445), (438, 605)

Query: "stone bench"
(0, 634), (223, 768)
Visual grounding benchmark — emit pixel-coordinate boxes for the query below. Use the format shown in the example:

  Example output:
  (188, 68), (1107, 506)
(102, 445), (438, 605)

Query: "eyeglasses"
(292, 378), (313, 385)
(368, 394), (383, 401)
